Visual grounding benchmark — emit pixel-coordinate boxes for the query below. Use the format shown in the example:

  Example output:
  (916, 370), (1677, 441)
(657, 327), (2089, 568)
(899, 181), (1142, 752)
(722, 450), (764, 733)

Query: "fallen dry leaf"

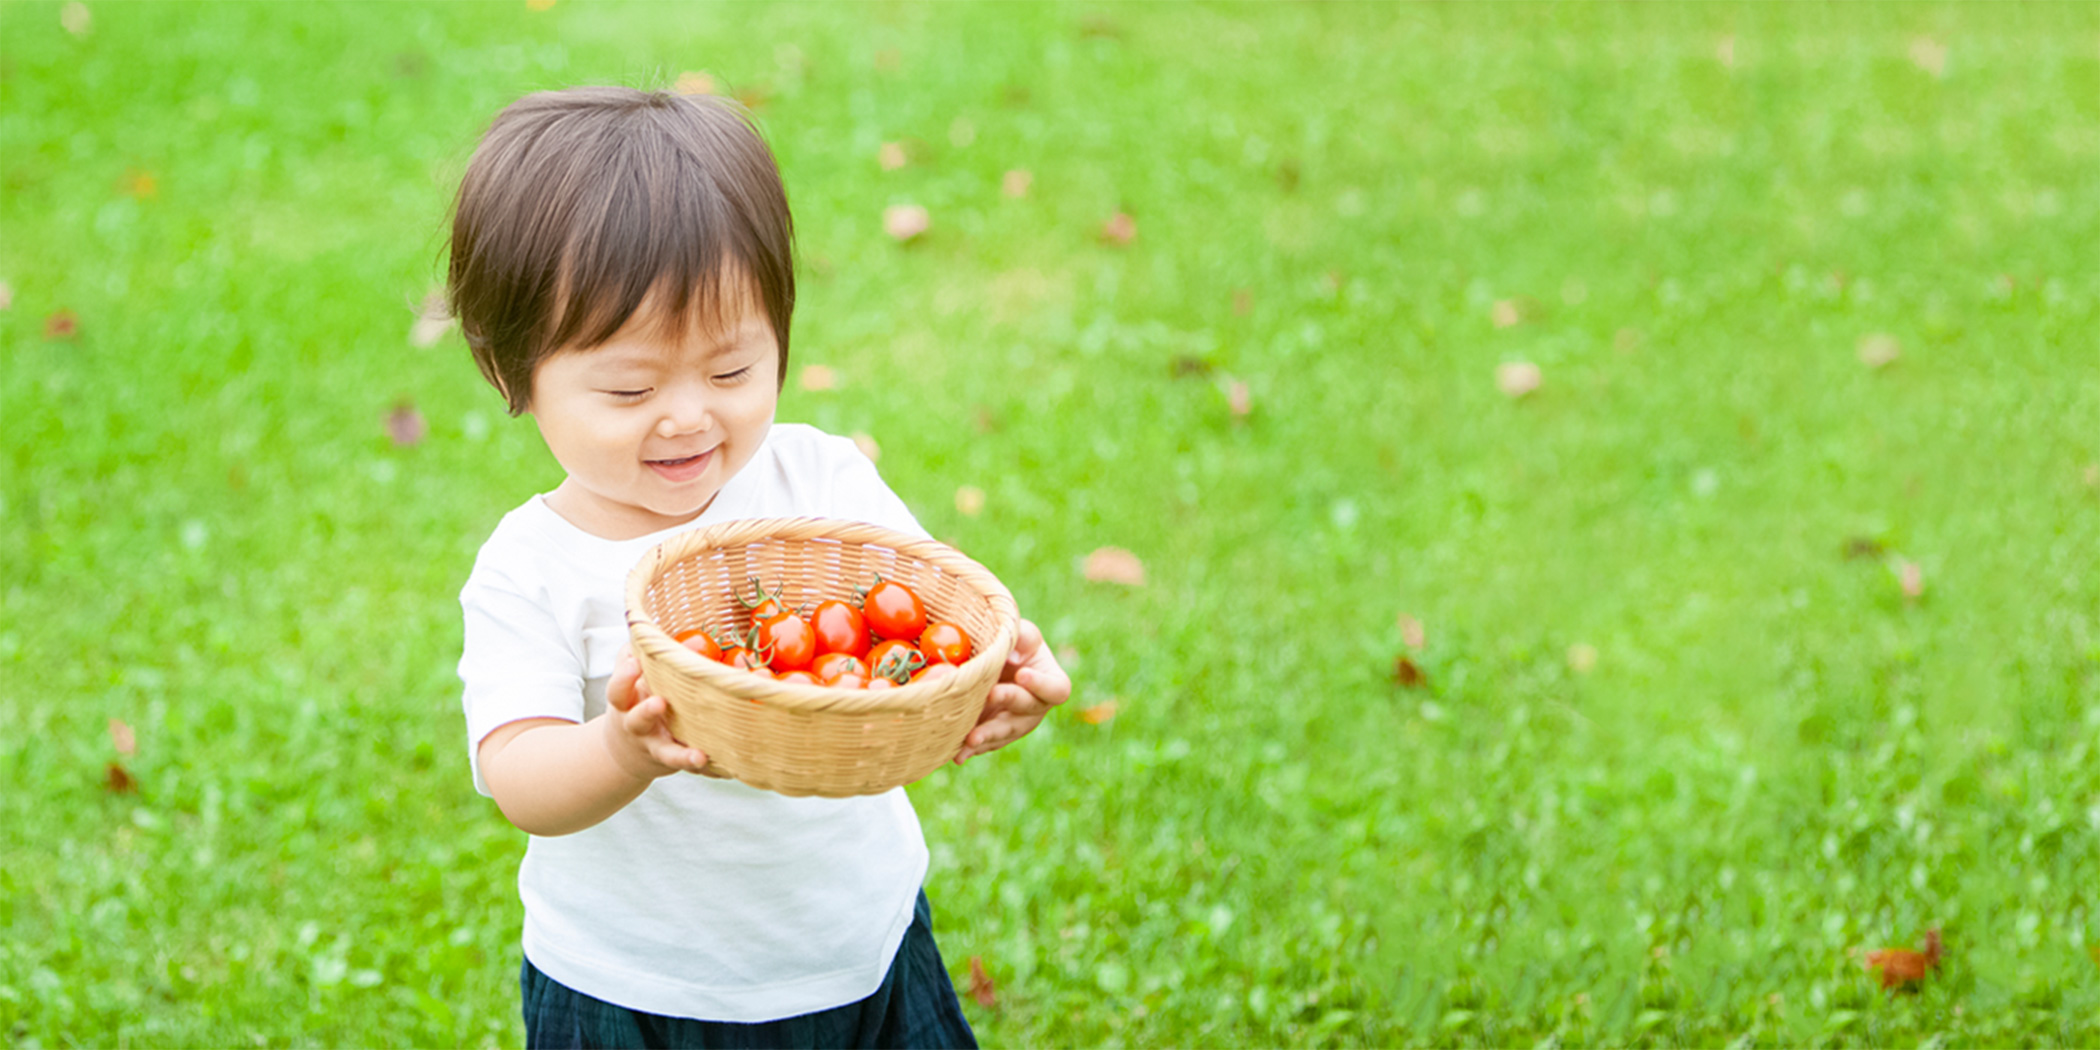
(1858, 333), (1902, 370)
(409, 292), (452, 348)
(851, 432), (880, 462)
(967, 956), (998, 1009)
(43, 310), (78, 340)
(109, 718), (136, 756)
(1398, 614), (1426, 650)
(1567, 643), (1599, 675)
(878, 142), (908, 171)
(1232, 289), (1252, 316)
(122, 169), (157, 199)
(972, 406), (1000, 435)
(1082, 547), (1145, 586)
(1100, 211), (1137, 246)
(883, 204), (930, 242)
(1896, 559), (1925, 602)
(954, 485), (985, 517)
(798, 364), (837, 391)
(105, 762), (136, 793)
(673, 71), (716, 96)
(1496, 361), (1542, 398)
(1843, 536), (1887, 560)
(0, 280), (13, 310)
(1491, 299), (1524, 329)
(1909, 36), (1948, 78)
(1170, 355), (1214, 378)
(386, 401), (427, 447)
(526, 0), (556, 9)
(60, 1), (90, 36)
(731, 84), (773, 111)
(1001, 169), (1032, 198)
(1392, 655), (1428, 688)
(1075, 700), (1118, 725)
(1226, 379), (1252, 420)
(1863, 928), (1943, 992)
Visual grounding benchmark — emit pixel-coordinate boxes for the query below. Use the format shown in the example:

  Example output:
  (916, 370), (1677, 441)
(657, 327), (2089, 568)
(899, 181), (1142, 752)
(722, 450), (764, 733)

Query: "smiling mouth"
(646, 448), (715, 481)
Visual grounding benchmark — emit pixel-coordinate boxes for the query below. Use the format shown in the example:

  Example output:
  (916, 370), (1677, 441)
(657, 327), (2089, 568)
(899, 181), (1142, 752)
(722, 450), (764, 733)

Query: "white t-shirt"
(457, 423), (932, 1022)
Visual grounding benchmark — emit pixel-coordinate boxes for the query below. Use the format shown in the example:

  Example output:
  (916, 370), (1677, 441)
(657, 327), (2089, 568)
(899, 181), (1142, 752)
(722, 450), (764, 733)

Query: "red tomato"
(910, 663), (957, 685)
(813, 652), (869, 683)
(675, 627), (723, 662)
(865, 676), (897, 690)
(918, 622), (972, 665)
(755, 613), (817, 672)
(863, 577), (928, 642)
(829, 671), (871, 690)
(776, 670), (821, 686)
(868, 640), (925, 684)
(738, 577), (788, 625)
(723, 646), (767, 672)
(810, 600), (870, 657)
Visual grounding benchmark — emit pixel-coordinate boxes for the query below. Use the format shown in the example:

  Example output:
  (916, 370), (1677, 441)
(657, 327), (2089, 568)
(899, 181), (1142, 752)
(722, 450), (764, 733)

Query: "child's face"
(527, 291), (779, 540)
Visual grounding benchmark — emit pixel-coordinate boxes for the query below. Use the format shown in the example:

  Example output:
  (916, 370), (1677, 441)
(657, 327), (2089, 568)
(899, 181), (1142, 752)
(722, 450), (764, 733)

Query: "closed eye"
(605, 389), (651, 401)
(716, 366), (754, 384)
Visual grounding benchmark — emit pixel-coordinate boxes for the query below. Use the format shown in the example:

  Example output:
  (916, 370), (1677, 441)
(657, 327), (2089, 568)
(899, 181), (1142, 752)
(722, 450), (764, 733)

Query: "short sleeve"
(458, 565), (587, 796)
(823, 435), (931, 541)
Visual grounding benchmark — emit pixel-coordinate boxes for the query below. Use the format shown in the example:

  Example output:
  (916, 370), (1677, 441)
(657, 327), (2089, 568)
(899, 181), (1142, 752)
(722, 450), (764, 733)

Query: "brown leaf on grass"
(1496, 361), (1542, 399)
(105, 762), (136, 793)
(386, 401), (427, 447)
(731, 84), (774, 111)
(798, 364), (837, 391)
(1858, 333), (1902, 370)
(1392, 655), (1428, 688)
(954, 485), (985, 517)
(1170, 355), (1215, 378)
(1397, 614), (1426, 651)
(526, 0), (556, 9)
(1082, 547), (1145, 586)
(1843, 536), (1887, 560)
(60, 1), (90, 36)
(883, 204), (930, 242)
(1863, 928), (1943, 992)
(0, 280), (13, 310)
(673, 71), (716, 96)
(1491, 299), (1524, 329)
(1909, 37), (1948, 78)
(44, 310), (78, 340)
(972, 406), (1000, 435)
(1075, 700), (1118, 725)
(409, 291), (452, 348)
(1100, 212), (1137, 246)
(122, 169), (157, 199)
(1232, 289), (1252, 316)
(1225, 379), (1252, 420)
(109, 718), (136, 756)
(1716, 34), (1737, 69)
(1001, 169), (1032, 198)
(1896, 559), (1925, 602)
(967, 956), (999, 1009)
(878, 142), (908, 171)
(1078, 14), (1122, 39)
(851, 432), (880, 463)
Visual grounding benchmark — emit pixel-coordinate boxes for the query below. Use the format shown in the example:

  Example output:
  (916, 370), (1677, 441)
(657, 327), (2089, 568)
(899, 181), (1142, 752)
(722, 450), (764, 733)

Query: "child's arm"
(477, 654), (710, 836)
(953, 618), (1072, 764)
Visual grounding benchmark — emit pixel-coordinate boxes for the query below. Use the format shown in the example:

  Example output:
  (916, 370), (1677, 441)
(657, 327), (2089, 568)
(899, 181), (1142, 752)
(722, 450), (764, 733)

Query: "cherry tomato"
(829, 671), (871, 690)
(723, 646), (767, 672)
(776, 670), (821, 686)
(910, 663), (957, 685)
(865, 676), (896, 690)
(674, 627), (723, 662)
(918, 622), (972, 665)
(868, 640), (925, 684)
(863, 576), (928, 642)
(810, 600), (870, 658)
(738, 577), (788, 625)
(755, 613), (817, 672)
(813, 652), (869, 683)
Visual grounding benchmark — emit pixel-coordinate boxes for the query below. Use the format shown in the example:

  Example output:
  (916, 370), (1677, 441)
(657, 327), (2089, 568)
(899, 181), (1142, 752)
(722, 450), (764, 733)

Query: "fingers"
(608, 653), (643, 712)
(621, 696), (710, 773)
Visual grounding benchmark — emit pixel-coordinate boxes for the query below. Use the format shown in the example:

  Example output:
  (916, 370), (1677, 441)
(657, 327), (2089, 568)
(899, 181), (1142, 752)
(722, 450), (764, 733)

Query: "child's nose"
(656, 390), (713, 437)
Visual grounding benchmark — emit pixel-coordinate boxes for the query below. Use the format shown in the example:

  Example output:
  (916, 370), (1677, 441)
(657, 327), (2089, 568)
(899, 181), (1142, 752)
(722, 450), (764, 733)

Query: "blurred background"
(2, 2), (2096, 1045)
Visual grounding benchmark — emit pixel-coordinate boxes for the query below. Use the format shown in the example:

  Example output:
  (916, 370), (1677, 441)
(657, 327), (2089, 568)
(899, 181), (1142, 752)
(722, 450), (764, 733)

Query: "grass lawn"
(4, 1), (2098, 1046)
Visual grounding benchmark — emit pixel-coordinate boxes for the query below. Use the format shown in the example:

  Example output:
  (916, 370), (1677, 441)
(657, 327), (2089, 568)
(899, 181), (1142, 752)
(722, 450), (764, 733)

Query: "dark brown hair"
(447, 86), (795, 415)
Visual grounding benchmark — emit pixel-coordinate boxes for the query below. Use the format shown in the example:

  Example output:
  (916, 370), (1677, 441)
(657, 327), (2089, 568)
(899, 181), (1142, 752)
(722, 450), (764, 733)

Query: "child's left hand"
(954, 618), (1071, 765)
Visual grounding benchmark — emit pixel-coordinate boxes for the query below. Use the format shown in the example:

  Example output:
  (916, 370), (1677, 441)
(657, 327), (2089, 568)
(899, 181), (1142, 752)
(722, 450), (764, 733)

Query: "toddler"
(448, 85), (1071, 1049)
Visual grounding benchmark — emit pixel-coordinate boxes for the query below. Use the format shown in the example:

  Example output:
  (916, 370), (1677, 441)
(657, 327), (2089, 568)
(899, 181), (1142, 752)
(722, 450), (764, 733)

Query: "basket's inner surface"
(642, 537), (1006, 665)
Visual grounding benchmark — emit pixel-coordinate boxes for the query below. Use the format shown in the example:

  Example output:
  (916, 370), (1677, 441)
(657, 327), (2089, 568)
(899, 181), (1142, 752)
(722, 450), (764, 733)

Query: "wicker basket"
(624, 517), (1020, 798)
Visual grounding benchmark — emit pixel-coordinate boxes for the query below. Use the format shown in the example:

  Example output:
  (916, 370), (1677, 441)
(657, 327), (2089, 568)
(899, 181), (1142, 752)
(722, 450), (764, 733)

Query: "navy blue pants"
(520, 891), (978, 1050)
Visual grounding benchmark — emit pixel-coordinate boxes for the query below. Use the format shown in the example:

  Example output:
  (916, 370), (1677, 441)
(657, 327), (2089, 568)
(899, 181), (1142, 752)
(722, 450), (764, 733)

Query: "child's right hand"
(603, 650), (711, 781)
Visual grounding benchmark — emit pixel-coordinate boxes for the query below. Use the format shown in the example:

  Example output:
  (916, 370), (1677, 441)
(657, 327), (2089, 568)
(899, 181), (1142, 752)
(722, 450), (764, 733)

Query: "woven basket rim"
(624, 516), (1020, 716)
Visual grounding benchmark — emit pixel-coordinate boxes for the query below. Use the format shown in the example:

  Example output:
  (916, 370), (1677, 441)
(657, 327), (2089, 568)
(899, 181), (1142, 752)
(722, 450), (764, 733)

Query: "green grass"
(5, 1), (2099, 1046)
